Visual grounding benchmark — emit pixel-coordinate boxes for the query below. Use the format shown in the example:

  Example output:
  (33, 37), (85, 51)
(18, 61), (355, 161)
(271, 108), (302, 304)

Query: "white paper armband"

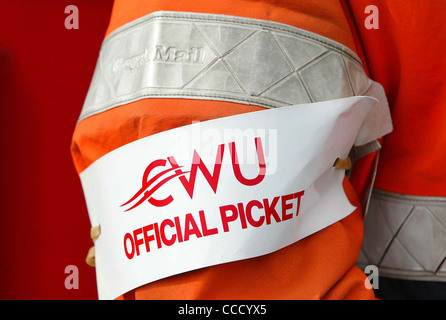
(78, 96), (390, 299)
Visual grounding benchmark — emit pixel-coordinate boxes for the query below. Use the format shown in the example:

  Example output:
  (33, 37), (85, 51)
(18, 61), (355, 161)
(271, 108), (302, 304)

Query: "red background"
(0, 1), (113, 299)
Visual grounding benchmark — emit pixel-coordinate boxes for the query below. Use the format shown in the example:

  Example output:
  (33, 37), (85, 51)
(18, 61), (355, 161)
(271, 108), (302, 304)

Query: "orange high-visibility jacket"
(349, 1), (446, 295)
(71, 0), (435, 300)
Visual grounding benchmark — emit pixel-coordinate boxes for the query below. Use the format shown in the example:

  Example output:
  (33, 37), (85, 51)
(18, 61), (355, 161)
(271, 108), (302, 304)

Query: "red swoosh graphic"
(122, 169), (189, 212)
(120, 166), (181, 207)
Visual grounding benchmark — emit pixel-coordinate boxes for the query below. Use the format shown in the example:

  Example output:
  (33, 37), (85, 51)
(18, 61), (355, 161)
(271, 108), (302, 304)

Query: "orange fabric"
(348, 0), (446, 197)
(72, 100), (264, 174)
(72, 0), (377, 300)
(105, 0), (357, 52)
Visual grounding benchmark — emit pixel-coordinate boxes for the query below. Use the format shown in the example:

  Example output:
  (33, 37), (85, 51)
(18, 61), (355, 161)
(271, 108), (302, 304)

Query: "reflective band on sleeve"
(358, 189), (446, 282)
(80, 96), (388, 300)
(78, 11), (391, 145)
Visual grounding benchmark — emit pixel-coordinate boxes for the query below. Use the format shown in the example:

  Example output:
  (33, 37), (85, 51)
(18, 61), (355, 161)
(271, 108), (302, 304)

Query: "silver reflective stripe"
(79, 11), (375, 122)
(358, 189), (446, 281)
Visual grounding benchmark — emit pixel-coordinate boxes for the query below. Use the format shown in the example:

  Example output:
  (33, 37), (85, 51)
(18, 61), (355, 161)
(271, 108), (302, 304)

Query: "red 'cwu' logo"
(121, 137), (266, 212)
